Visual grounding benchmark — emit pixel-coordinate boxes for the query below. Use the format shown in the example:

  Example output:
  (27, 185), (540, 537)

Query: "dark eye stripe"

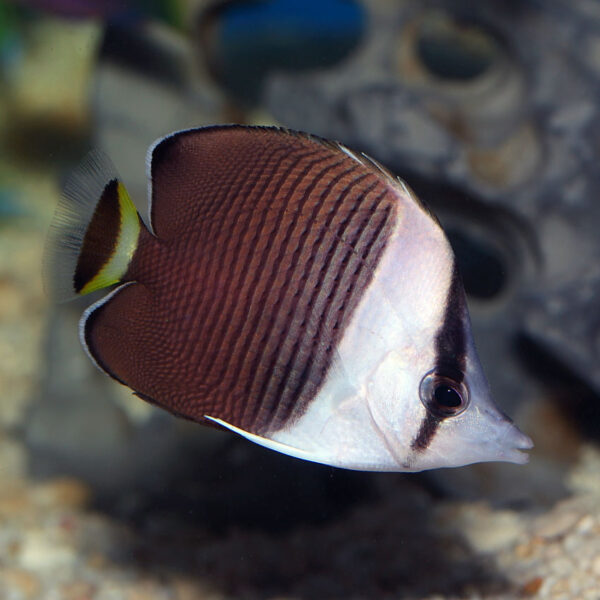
(411, 411), (440, 451)
(411, 264), (467, 452)
(433, 265), (467, 383)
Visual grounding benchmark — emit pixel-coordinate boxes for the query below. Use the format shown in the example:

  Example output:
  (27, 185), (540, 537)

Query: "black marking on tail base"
(74, 179), (121, 293)
(433, 266), (467, 384)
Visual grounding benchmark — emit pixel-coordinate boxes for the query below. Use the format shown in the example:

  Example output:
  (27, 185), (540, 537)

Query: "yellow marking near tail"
(80, 182), (140, 295)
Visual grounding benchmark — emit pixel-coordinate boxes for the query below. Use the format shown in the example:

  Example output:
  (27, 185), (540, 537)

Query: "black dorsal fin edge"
(144, 124), (439, 234)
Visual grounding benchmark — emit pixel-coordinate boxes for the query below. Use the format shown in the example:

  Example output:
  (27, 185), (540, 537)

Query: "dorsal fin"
(146, 125), (435, 240)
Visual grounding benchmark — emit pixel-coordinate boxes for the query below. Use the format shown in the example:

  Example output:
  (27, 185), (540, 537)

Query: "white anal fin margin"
(204, 416), (322, 465)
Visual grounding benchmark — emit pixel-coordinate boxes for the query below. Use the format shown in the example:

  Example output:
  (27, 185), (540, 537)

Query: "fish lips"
(492, 417), (534, 465)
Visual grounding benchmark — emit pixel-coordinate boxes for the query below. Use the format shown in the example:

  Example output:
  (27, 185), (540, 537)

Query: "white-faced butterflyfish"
(44, 125), (533, 471)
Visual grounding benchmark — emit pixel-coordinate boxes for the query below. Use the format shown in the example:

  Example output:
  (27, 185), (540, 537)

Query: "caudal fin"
(43, 150), (142, 302)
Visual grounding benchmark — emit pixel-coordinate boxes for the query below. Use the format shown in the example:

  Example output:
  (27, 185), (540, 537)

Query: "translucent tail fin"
(43, 150), (142, 302)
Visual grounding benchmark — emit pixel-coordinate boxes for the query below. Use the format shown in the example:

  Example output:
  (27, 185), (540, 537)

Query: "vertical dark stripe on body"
(74, 179), (121, 292)
(434, 265), (467, 383)
(169, 141), (271, 366)
(191, 145), (300, 377)
(228, 153), (342, 426)
(256, 177), (381, 428)
(411, 265), (467, 451)
(215, 150), (323, 377)
(270, 188), (391, 427)
(244, 162), (359, 428)
(204, 141), (399, 433)
(411, 413), (440, 452)
(239, 156), (352, 428)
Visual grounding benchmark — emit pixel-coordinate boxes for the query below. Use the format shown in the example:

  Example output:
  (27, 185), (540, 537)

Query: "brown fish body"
(45, 125), (533, 471)
(89, 127), (398, 435)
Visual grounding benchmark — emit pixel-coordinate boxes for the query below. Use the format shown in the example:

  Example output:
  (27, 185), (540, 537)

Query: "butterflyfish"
(43, 125), (533, 471)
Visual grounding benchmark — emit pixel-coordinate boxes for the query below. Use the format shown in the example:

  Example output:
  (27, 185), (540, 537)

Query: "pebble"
(0, 233), (46, 429)
(535, 510), (579, 540)
(171, 578), (222, 600)
(31, 478), (91, 510)
(0, 483), (31, 519)
(576, 514), (595, 534)
(520, 576), (543, 596)
(0, 434), (597, 600)
(568, 445), (600, 495)
(18, 530), (78, 571)
(0, 567), (41, 599)
(124, 581), (172, 600)
(59, 580), (97, 600)
(435, 502), (524, 553)
(591, 554), (600, 576)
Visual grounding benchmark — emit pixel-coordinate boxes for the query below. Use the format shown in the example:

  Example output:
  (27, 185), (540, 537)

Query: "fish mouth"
(496, 423), (534, 465)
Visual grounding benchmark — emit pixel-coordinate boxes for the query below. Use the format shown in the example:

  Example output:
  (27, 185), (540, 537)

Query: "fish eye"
(419, 371), (469, 417)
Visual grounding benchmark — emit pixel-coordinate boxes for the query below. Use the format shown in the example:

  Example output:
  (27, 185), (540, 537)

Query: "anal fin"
(204, 415), (322, 464)
(80, 281), (152, 388)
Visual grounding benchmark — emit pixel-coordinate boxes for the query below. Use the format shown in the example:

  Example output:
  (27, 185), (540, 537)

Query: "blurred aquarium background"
(1, 0), (600, 598)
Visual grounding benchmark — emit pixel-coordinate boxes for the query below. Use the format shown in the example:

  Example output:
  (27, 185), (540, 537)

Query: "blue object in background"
(0, 3), (24, 78)
(0, 189), (27, 220)
(200, 0), (366, 105)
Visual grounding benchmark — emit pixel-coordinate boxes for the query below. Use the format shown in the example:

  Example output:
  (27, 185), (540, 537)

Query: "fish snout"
(492, 416), (534, 465)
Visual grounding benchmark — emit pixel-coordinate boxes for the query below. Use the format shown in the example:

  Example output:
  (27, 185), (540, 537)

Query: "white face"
(362, 317), (533, 472)
(259, 180), (532, 472)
